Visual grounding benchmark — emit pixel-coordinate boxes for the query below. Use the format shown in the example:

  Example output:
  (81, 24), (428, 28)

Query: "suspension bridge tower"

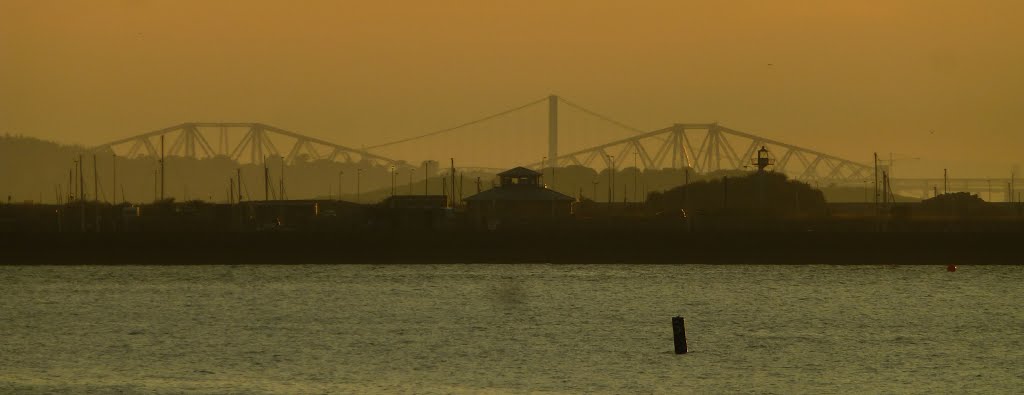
(548, 94), (559, 164)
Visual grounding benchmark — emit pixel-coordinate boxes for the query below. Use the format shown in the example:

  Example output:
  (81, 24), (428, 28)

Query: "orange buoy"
(947, 264), (957, 272)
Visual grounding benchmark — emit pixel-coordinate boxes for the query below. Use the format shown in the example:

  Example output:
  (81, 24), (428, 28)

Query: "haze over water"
(1, 264), (1020, 393)
(3, 1), (1023, 176)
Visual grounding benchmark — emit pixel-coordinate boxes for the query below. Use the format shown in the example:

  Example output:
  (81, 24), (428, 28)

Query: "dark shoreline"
(1, 231), (1020, 265)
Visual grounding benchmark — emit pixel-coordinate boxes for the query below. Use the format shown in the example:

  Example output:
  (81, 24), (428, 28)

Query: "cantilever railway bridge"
(94, 95), (880, 186)
(97, 95), (1017, 199)
(94, 122), (396, 166)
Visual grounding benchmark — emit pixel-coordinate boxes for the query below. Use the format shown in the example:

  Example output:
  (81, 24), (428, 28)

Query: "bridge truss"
(93, 122), (398, 166)
(92, 98), (875, 185)
(547, 123), (873, 183)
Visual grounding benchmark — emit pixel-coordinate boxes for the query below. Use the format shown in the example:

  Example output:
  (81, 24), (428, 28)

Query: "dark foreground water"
(1, 265), (1021, 394)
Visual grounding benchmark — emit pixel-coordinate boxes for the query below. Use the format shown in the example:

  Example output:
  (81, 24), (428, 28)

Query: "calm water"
(0, 264), (1021, 394)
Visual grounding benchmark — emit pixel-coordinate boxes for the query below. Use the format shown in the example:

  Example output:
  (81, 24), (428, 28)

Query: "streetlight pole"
(390, 166), (396, 196)
(633, 150), (638, 203)
(280, 155), (286, 200)
(608, 155), (614, 203)
(541, 156), (546, 186)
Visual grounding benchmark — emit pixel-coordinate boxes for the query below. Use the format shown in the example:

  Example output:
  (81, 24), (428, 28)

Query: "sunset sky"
(2, 0), (1022, 176)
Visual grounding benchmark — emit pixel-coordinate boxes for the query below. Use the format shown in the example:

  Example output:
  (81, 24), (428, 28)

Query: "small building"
(376, 195), (451, 230)
(381, 195), (447, 209)
(463, 167), (574, 228)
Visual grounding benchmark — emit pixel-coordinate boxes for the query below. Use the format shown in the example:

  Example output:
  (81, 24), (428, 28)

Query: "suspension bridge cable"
(363, 96), (549, 150)
(559, 96), (667, 145)
(557, 97), (647, 134)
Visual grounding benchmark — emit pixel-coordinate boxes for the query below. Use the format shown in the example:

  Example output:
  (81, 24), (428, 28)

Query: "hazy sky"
(2, 0), (1022, 176)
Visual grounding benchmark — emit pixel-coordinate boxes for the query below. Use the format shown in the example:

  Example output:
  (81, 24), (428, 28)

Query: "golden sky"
(1, 0), (1022, 176)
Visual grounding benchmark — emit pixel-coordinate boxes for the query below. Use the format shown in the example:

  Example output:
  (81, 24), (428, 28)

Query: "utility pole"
(873, 152), (878, 206)
(424, 162), (429, 196)
(882, 171), (888, 204)
(78, 154), (85, 232)
(160, 135), (165, 201)
(79, 155), (85, 201)
(450, 158), (455, 207)
(609, 155), (615, 203)
(237, 168), (243, 202)
(943, 168), (948, 195)
(356, 168), (361, 203)
(264, 157), (270, 201)
(338, 170), (343, 200)
(1012, 171), (1016, 203)
(633, 150), (638, 203)
(92, 154), (98, 203)
(684, 167), (690, 208)
(607, 158), (614, 203)
(279, 157), (286, 200)
(112, 153), (116, 204)
(606, 178), (611, 203)
(409, 169), (413, 195)
(541, 157), (546, 185)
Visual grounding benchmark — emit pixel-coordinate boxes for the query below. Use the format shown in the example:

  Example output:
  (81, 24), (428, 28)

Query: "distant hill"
(646, 172), (827, 216)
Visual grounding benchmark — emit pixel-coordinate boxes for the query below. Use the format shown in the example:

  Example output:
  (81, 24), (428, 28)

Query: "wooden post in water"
(672, 316), (688, 354)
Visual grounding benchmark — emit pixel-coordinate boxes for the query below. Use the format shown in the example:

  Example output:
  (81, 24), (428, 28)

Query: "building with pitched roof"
(463, 167), (575, 228)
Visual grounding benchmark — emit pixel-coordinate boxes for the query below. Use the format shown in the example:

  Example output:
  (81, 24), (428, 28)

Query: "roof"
(497, 166), (542, 177)
(464, 186), (575, 202)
